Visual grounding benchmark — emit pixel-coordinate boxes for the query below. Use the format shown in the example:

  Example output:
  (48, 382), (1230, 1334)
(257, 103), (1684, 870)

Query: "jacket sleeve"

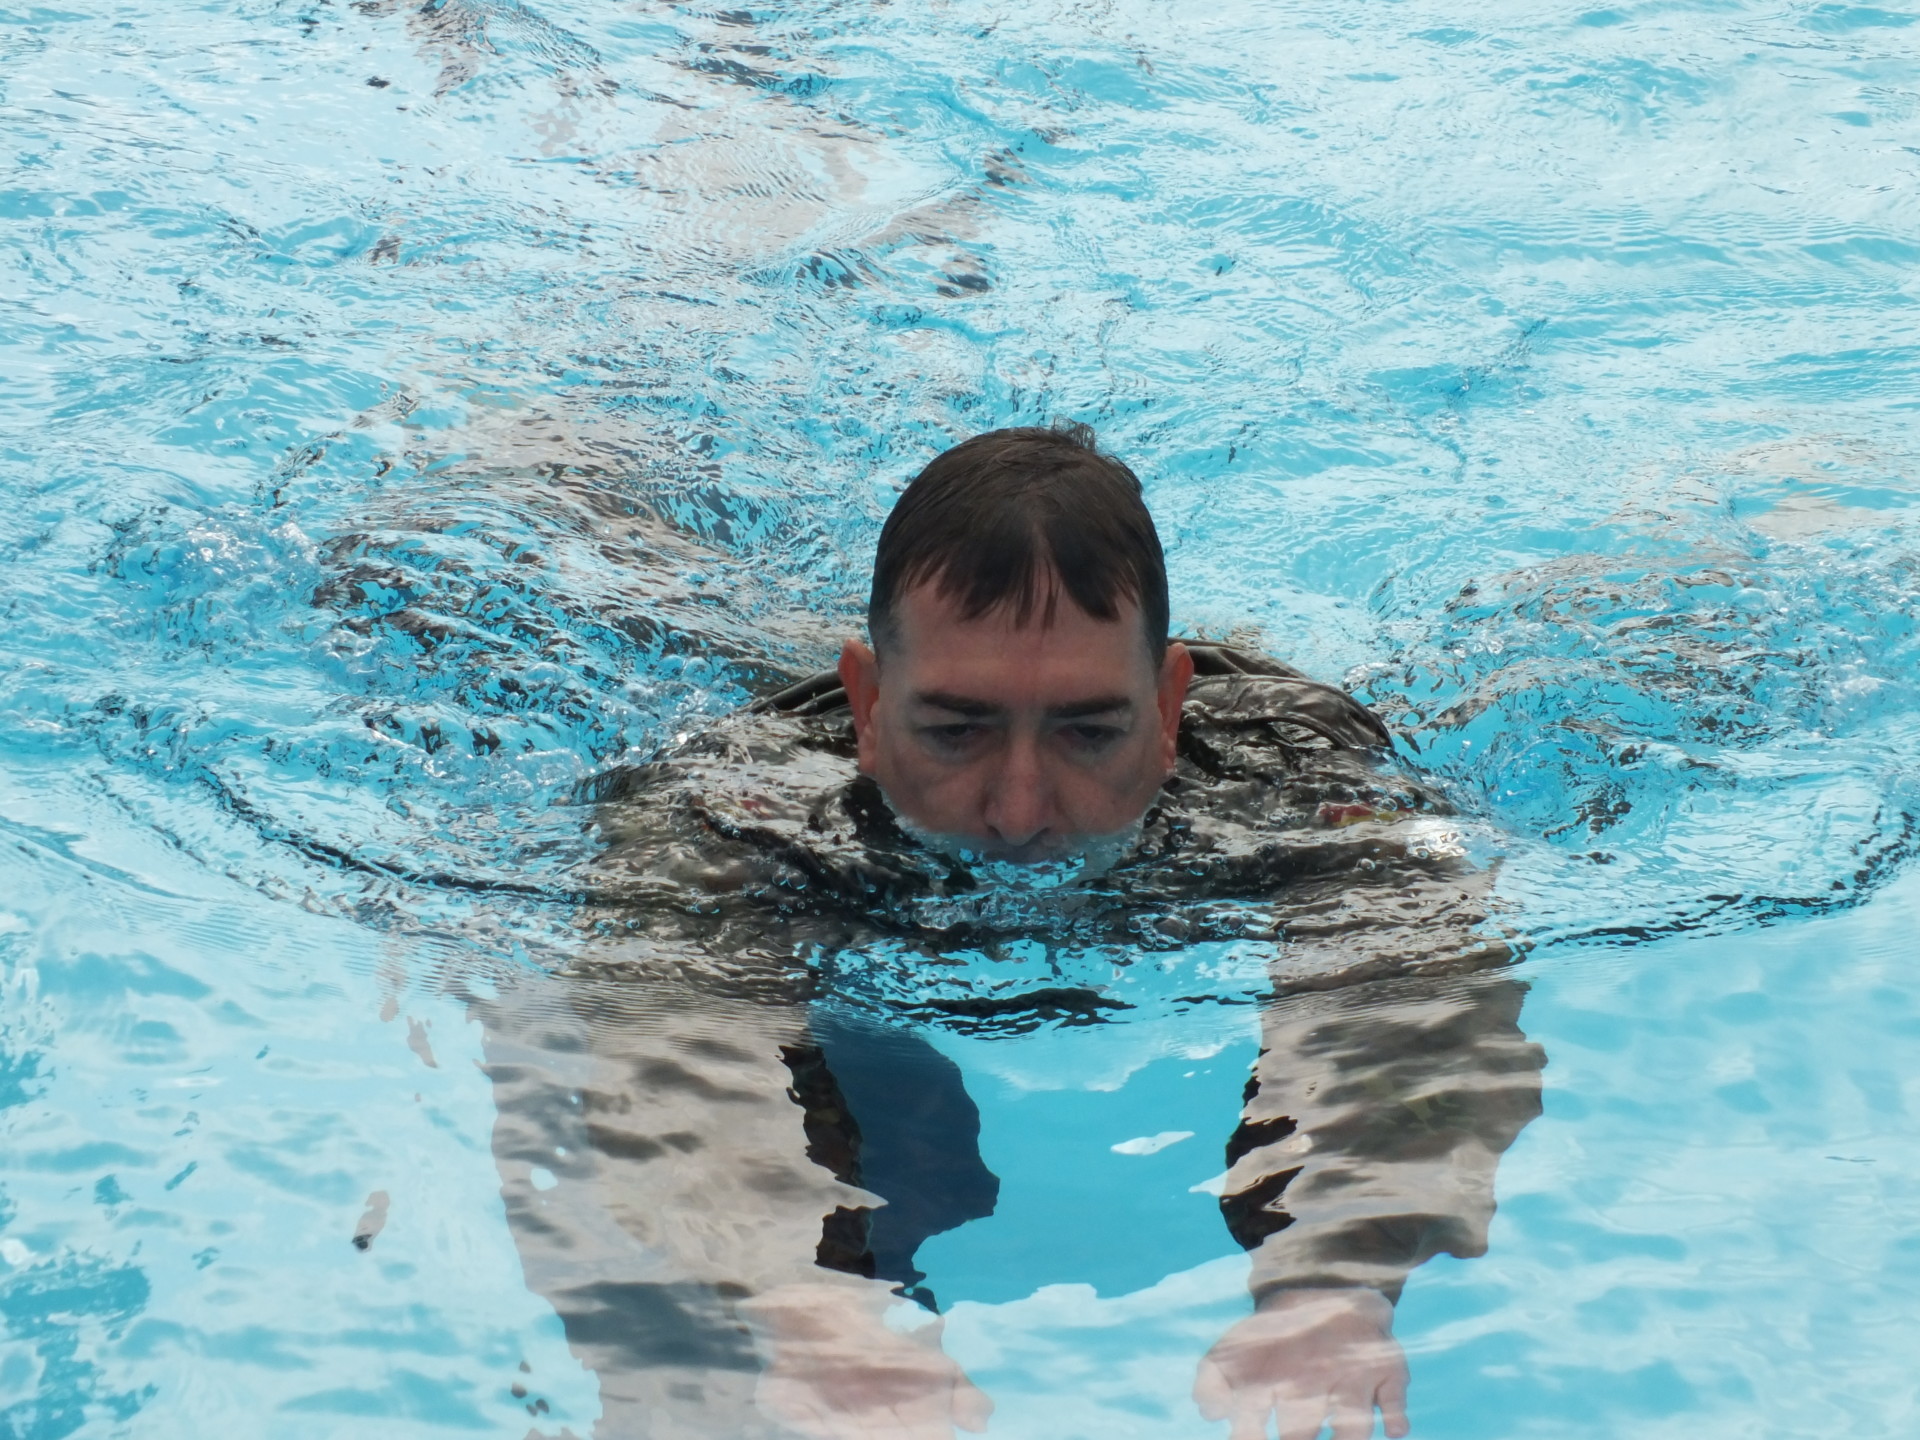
(1221, 967), (1544, 1304)
(473, 965), (898, 1437)
(478, 968), (892, 1295)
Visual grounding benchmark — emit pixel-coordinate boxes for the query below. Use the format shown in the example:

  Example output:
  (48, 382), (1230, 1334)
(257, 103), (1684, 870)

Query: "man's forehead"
(882, 580), (1156, 699)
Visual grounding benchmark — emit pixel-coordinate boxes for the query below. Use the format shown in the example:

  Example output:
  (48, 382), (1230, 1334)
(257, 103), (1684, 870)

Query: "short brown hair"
(868, 424), (1169, 656)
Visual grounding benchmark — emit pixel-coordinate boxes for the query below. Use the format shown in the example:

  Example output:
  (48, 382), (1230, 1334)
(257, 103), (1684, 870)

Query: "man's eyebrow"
(1047, 696), (1133, 720)
(908, 693), (1135, 719)
(911, 691), (1003, 717)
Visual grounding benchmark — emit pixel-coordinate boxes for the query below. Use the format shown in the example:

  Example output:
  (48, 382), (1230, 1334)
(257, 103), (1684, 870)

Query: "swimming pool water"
(3, 0), (1919, 1434)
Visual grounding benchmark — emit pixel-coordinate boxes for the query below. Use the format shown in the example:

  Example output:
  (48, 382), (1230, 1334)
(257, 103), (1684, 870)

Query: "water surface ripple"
(2, 0), (1918, 1435)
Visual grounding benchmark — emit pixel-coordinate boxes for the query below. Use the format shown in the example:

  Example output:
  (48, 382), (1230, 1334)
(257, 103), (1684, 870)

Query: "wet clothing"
(480, 642), (1542, 1436)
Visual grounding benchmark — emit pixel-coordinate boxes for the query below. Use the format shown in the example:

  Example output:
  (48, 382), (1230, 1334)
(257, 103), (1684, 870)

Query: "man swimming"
(478, 424), (1542, 1439)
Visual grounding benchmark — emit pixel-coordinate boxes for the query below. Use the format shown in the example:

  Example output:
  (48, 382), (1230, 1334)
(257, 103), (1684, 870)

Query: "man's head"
(838, 425), (1193, 863)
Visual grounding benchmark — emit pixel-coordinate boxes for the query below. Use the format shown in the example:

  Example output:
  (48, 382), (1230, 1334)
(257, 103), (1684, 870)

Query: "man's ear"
(1155, 641), (1194, 772)
(839, 638), (883, 774)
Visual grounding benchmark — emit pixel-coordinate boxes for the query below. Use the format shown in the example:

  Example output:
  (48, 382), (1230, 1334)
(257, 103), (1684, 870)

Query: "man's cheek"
(1058, 768), (1119, 826)
(928, 770), (983, 822)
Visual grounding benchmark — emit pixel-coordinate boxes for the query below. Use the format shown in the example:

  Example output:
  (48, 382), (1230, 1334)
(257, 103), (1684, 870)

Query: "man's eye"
(1061, 723), (1124, 750)
(922, 723), (983, 749)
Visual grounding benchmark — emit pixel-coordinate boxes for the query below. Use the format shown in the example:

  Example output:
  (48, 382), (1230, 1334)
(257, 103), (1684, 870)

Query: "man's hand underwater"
(1194, 1287), (1410, 1440)
(748, 1283), (993, 1440)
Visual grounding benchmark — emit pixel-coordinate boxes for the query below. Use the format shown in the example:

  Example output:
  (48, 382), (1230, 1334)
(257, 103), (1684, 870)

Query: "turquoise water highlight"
(4, 0), (1920, 1434)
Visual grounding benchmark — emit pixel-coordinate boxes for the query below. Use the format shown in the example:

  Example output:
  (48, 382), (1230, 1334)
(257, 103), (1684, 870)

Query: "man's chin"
(890, 813), (1144, 878)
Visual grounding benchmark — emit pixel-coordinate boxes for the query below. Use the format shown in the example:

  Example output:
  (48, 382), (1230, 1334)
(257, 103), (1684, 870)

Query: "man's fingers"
(1228, 1391), (1275, 1440)
(1273, 1388), (1328, 1440)
(953, 1373), (995, 1433)
(1377, 1370), (1411, 1439)
(1193, 1356), (1235, 1420)
(1325, 1385), (1376, 1440)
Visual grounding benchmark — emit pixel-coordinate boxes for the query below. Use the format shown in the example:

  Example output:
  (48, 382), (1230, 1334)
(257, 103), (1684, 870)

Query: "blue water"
(4, 0), (1920, 1435)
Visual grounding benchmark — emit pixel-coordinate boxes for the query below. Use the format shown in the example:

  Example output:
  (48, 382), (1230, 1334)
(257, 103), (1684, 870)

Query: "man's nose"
(981, 732), (1053, 848)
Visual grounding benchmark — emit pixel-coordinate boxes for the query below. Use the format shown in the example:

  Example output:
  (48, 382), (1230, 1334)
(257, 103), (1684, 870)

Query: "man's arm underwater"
(1201, 951), (1544, 1439)
(474, 960), (996, 1440)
